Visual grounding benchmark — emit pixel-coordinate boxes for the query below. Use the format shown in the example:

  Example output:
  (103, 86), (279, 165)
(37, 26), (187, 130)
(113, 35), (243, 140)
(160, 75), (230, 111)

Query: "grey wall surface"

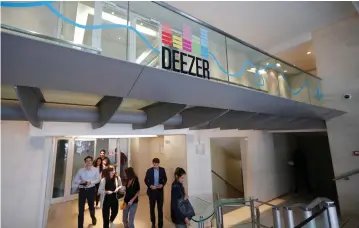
(312, 15), (359, 215)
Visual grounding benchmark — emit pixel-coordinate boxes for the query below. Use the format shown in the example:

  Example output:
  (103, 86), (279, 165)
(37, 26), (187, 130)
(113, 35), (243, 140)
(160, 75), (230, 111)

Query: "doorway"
(51, 138), (96, 204)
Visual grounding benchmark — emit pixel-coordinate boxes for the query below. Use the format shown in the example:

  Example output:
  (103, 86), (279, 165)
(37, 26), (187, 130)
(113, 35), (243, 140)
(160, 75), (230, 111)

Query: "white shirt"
(72, 166), (100, 188)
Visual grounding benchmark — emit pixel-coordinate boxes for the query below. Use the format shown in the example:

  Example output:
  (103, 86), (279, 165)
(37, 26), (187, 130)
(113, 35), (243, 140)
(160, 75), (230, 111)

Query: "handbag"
(120, 201), (127, 210)
(175, 185), (195, 219)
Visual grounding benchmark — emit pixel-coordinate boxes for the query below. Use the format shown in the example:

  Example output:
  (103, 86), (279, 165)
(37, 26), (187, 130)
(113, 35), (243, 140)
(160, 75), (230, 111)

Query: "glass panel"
(226, 38), (270, 93)
(61, 1), (94, 47)
(52, 140), (69, 198)
(1, 2), (61, 38)
(189, 196), (215, 226)
(308, 76), (324, 106)
(71, 140), (95, 194)
(134, 17), (160, 67)
(129, 2), (228, 82)
(100, 2), (128, 60)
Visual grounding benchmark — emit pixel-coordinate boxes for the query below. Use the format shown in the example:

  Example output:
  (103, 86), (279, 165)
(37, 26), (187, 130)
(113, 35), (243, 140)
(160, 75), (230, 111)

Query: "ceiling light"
(307, 51), (311, 55)
(266, 63), (269, 65)
(140, 23), (143, 26)
(276, 63), (281, 67)
(284, 70), (287, 73)
(259, 69), (266, 75)
(118, 37), (121, 40)
(111, 12), (114, 15)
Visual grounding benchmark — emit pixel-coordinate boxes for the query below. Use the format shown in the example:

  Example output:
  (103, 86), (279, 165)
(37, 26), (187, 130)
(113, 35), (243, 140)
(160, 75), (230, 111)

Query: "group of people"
(73, 150), (191, 228)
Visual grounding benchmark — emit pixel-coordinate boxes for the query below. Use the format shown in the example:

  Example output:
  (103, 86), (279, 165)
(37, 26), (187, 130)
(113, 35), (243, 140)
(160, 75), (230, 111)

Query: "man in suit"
(144, 158), (167, 228)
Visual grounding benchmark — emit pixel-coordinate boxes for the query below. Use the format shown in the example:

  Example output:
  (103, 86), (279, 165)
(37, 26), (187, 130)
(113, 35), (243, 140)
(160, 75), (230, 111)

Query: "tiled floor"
(46, 195), (174, 228)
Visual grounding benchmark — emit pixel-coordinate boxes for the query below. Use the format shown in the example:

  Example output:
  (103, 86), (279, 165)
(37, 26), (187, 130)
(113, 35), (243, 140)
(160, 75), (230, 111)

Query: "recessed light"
(118, 37), (121, 40)
(284, 70), (287, 73)
(307, 51), (311, 55)
(140, 23), (143, 26)
(266, 63), (269, 65)
(276, 63), (281, 67)
(111, 12), (114, 15)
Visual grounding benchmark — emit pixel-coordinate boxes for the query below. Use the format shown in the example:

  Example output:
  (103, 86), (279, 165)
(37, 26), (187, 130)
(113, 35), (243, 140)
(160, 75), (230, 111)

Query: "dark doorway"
(290, 132), (340, 212)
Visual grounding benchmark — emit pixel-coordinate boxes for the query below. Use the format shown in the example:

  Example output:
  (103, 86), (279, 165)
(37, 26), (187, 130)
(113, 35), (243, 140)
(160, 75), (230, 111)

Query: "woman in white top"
(93, 157), (103, 208)
(98, 165), (123, 228)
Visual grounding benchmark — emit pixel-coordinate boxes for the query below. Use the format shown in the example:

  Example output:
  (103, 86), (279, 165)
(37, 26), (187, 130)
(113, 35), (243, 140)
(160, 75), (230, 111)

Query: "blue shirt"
(154, 168), (159, 186)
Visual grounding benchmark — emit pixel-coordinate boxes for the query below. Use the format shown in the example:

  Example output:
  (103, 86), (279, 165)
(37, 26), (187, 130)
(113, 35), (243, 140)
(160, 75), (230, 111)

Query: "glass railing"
(1, 1), (324, 106)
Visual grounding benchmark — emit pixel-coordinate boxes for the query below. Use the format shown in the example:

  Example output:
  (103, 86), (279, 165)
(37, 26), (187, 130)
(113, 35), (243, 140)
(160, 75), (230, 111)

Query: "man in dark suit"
(144, 158), (167, 228)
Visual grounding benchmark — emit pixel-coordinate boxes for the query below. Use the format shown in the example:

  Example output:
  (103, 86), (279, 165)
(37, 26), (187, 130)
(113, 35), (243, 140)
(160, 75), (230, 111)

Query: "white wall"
(210, 141), (243, 198)
(1, 121), (52, 228)
(312, 15), (359, 215)
(186, 130), (292, 203)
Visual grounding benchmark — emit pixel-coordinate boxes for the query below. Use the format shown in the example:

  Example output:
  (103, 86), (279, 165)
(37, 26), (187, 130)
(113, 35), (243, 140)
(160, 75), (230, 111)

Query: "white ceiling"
(166, 1), (356, 52)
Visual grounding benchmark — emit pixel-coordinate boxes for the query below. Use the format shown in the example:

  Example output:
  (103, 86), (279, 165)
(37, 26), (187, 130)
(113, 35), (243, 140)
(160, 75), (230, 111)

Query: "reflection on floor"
(47, 195), (173, 228)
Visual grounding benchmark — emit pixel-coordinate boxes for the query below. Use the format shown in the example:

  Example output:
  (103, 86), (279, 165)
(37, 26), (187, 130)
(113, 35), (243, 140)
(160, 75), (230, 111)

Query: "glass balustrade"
(1, 1), (324, 106)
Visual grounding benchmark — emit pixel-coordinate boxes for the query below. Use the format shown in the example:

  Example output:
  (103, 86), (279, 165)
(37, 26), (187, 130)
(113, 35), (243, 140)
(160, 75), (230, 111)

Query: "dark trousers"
(149, 190), (164, 227)
(102, 195), (119, 228)
(95, 183), (100, 206)
(78, 186), (96, 228)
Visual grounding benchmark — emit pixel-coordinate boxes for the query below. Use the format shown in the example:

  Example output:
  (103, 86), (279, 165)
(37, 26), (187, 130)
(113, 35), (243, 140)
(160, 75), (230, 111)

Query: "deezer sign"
(161, 46), (210, 79)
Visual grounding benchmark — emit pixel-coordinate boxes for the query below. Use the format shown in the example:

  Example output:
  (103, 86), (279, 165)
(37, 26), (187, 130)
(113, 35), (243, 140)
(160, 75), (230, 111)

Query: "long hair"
(103, 157), (110, 166)
(125, 167), (137, 181)
(102, 165), (116, 182)
(93, 157), (103, 173)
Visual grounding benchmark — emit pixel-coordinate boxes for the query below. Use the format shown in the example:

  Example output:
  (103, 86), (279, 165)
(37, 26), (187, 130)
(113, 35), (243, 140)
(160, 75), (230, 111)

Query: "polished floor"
(46, 194), (333, 228)
(47, 195), (173, 228)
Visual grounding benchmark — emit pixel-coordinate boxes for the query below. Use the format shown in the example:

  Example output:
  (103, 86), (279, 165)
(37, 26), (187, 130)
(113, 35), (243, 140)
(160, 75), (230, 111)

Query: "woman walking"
(123, 167), (140, 228)
(171, 167), (191, 227)
(94, 157), (103, 208)
(98, 165), (123, 228)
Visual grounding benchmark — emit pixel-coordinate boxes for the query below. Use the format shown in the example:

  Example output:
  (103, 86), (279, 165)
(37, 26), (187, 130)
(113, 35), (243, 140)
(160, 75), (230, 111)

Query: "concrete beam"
(92, 96), (123, 129)
(14, 86), (45, 128)
(133, 102), (186, 129)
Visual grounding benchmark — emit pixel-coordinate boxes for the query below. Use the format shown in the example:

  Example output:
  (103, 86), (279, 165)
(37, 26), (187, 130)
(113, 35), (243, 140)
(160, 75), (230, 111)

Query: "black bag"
(176, 185), (195, 219)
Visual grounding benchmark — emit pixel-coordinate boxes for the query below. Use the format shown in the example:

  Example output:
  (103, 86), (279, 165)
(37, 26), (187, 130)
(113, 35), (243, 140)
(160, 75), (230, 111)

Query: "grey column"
(272, 207), (282, 228)
(284, 207), (295, 228)
(326, 202), (339, 228)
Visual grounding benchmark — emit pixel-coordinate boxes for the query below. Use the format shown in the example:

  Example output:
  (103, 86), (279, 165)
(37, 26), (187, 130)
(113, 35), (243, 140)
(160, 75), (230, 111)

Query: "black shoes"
(91, 216), (97, 226)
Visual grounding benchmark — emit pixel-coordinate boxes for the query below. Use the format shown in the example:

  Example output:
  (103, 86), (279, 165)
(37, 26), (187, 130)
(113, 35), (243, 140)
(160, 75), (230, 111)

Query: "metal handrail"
(1, 24), (102, 54)
(154, 1), (322, 80)
(285, 197), (331, 210)
(211, 170), (244, 195)
(333, 168), (359, 181)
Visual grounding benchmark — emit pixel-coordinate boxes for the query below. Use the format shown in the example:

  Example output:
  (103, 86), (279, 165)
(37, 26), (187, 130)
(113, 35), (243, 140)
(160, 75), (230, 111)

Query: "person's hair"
(100, 149), (106, 154)
(103, 165), (116, 181)
(84, 156), (93, 162)
(93, 157), (103, 172)
(125, 167), (137, 181)
(103, 157), (110, 166)
(152, 158), (160, 164)
(174, 167), (186, 179)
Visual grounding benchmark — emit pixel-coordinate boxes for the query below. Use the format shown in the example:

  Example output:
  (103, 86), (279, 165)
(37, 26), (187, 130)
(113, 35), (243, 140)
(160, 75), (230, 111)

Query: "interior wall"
(244, 132), (292, 201)
(312, 15), (359, 215)
(1, 121), (52, 228)
(210, 140), (243, 199)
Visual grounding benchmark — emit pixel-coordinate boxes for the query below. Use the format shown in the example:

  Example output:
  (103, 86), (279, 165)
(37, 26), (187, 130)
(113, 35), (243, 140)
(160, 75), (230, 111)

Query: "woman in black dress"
(98, 165), (123, 228)
(122, 167), (140, 228)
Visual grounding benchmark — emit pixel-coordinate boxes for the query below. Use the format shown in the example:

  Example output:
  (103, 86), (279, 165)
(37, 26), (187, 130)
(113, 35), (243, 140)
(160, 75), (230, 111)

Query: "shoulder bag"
(175, 185), (195, 219)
